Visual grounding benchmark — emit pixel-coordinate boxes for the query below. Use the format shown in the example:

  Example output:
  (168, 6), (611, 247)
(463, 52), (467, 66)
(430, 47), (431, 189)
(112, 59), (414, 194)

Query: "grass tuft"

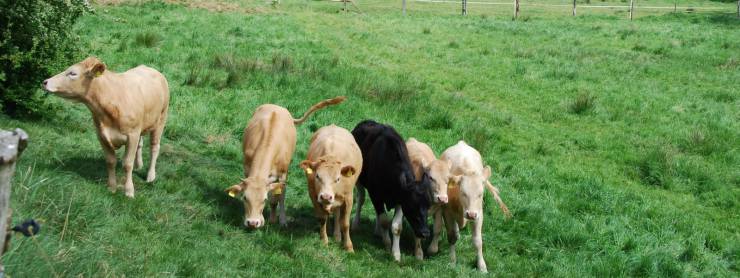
(134, 31), (162, 48)
(636, 146), (675, 189)
(568, 93), (595, 114)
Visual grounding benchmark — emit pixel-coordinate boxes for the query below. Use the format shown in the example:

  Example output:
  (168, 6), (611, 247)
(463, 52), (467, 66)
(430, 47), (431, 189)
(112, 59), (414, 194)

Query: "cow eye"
(335, 178), (340, 183)
(316, 175), (322, 182)
(67, 71), (77, 77)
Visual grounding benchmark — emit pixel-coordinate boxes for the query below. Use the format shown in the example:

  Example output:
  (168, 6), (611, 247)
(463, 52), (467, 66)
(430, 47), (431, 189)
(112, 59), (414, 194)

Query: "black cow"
(351, 120), (432, 262)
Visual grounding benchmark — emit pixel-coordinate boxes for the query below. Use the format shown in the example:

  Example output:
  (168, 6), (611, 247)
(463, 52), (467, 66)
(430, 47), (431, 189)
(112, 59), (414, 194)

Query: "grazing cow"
(42, 56), (169, 198)
(428, 140), (511, 273)
(224, 97), (345, 229)
(351, 120), (432, 262)
(299, 125), (362, 252)
(405, 138), (452, 259)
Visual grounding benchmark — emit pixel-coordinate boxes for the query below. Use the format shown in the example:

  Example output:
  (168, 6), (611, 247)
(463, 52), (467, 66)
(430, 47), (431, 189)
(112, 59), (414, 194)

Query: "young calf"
(431, 141), (511, 273)
(225, 97), (345, 229)
(42, 57), (169, 198)
(405, 138), (452, 259)
(351, 120), (432, 262)
(299, 125), (362, 252)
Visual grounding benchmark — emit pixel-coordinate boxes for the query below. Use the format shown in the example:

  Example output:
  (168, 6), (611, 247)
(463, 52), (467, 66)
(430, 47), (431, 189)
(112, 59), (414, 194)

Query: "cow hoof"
(125, 191), (135, 198)
(346, 248), (354, 253)
(427, 245), (439, 255)
(146, 172), (156, 183)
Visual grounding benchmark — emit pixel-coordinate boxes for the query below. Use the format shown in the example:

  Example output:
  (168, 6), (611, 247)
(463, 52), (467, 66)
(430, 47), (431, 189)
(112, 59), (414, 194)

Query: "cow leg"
(146, 126), (163, 183)
(278, 179), (287, 227)
(391, 205), (404, 262)
(473, 217), (487, 273)
(351, 184), (365, 232)
(134, 137), (143, 170)
(318, 213), (329, 245)
(378, 212), (392, 251)
(333, 209), (341, 242)
(122, 133), (141, 198)
(445, 216), (459, 264)
(428, 209), (444, 254)
(269, 192), (279, 225)
(414, 237), (424, 260)
(98, 139), (118, 193)
(342, 200), (354, 252)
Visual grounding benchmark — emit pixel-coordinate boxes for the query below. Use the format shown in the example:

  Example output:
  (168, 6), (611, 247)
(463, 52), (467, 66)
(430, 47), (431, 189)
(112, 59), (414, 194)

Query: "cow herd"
(42, 57), (511, 272)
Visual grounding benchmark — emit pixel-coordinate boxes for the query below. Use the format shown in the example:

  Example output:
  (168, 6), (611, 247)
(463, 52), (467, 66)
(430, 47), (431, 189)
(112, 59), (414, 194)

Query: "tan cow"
(42, 56), (169, 198)
(430, 140), (511, 273)
(299, 125), (362, 252)
(224, 97), (345, 229)
(405, 138), (452, 260)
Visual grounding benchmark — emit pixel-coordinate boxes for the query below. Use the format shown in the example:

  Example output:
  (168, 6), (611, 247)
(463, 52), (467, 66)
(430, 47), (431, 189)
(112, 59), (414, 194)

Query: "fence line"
(414, 0), (731, 11)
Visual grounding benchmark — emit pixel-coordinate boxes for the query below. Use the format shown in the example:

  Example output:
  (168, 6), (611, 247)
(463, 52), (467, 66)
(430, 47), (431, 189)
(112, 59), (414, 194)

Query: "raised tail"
(293, 96), (346, 125)
(485, 181), (512, 219)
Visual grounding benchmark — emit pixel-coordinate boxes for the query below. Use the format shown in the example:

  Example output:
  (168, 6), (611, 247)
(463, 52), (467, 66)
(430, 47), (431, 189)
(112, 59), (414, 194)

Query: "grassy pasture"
(0, 0), (738, 276)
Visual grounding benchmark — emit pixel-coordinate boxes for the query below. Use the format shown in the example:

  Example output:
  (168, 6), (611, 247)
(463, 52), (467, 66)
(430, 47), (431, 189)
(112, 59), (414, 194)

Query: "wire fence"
(380, 0), (740, 19)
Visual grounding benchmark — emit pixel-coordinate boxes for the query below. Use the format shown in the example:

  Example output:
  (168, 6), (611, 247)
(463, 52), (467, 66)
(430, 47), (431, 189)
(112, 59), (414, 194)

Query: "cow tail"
(486, 181), (512, 219)
(293, 96), (346, 125)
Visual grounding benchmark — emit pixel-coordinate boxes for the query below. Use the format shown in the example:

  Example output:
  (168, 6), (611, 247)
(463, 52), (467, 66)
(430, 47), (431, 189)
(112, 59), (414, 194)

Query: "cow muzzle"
(464, 211), (479, 220)
(435, 195), (449, 204)
(244, 219), (263, 229)
(318, 192), (334, 204)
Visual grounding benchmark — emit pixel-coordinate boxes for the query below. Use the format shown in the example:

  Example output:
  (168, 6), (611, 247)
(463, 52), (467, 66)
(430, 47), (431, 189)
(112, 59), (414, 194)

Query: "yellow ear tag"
(305, 168), (313, 175)
(228, 190), (237, 198)
(448, 181), (457, 189)
(273, 187), (283, 195)
(95, 71), (102, 77)
(343, 169), (354, 177)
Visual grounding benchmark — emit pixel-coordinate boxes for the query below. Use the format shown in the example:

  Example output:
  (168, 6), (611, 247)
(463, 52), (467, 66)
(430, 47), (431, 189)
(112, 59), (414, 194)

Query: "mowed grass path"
(1, 1), (738, 276)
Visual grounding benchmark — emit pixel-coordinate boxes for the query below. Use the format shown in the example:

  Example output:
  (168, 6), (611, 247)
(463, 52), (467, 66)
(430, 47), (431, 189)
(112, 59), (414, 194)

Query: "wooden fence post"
(0, 128), (28, 275)
(403, 0), (407, 15)
(737, 0), (739, 17)
(462, 0), (467, 15)
(573, 0), (577, 16)
(514, 0), (520, 19)
(629, 0), (635, 20)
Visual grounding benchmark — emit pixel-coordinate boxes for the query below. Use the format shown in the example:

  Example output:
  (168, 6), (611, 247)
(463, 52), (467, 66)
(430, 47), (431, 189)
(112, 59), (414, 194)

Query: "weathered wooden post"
(0, 128), (28, 275)
(737, 0), (739, 18)
(402, 0), (406, 15)
(629, 0), (635, 20)
(514, 0), (520, 19)
(462, 0), (467, 15)
(573, 0), (577, 16)
(674, 0), (677, 13)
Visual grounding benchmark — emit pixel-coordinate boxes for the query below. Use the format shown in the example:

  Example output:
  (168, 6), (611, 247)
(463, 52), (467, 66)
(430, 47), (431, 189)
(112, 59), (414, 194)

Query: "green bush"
(0, 0), (88, 117)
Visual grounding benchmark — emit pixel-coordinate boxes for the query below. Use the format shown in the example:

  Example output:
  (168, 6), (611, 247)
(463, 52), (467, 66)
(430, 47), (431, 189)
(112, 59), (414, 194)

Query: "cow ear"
(89, 62), (106, 78)
(225, 184), (243, 198)
(341, 166), (356, 178)
(268, 182), (284, 195)
(299, 160), (314, 175)
(483, 166), (492, 179)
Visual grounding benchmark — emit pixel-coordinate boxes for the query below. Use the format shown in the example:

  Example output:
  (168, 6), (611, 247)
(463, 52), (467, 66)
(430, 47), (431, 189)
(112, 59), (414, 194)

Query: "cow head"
(300, 157), (356, 212)
(426, 159), (452, 205)
(450, 166), (492, 221)
(42, 56), (106, 101)
(224, 177), (284, 229)
(400, 171), (432, 239)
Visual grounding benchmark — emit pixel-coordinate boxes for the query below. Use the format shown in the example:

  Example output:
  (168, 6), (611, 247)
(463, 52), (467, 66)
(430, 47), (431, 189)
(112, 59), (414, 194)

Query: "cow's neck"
(247, 144), (278, 181)
(80, 73), (118, 126)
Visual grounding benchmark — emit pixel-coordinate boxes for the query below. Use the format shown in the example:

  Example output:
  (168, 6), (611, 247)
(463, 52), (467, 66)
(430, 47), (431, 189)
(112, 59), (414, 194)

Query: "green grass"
(1, 0), (738, 276)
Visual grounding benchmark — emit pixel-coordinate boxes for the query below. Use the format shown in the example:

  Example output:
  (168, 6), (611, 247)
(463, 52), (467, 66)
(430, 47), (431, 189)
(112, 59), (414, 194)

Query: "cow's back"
(441, 141), (483, 176)
(243, 105), (297, 174)
(406, 138), (435, 181)
(89, 65), (169, 133)
(309, 125), (362, 171)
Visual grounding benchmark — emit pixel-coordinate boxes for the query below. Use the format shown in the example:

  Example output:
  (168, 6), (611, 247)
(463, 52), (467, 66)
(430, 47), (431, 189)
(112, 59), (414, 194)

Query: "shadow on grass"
(57, 155), (106, 183)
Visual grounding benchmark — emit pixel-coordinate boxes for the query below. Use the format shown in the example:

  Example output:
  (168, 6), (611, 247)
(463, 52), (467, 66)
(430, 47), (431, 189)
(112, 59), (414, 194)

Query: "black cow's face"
(401, 172), (432, 239)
